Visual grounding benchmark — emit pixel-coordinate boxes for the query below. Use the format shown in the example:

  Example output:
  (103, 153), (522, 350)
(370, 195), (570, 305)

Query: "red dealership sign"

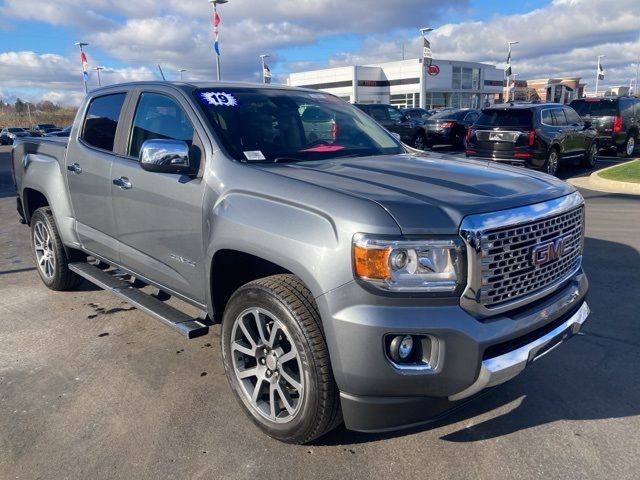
(427, 65), (440, 76)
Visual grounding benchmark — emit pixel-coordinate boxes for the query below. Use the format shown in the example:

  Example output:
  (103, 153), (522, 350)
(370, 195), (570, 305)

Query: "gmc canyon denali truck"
(12, 82), (590, 444)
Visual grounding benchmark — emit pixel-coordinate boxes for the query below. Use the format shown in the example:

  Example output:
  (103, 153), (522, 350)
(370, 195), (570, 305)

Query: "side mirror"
(139, 139), (191, 174)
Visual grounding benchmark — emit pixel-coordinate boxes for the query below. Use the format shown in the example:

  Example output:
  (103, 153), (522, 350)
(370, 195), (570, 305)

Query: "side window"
(369, 106), (390, 122)
(541, 109), (553, 125)
(387, 107), (404, 122)
(551, 109), (567, 127)
(619, 98), (633, 118)
(564, 108), (582, 126)
(81, 93), (127, 151)
(129, 93), (195, 158)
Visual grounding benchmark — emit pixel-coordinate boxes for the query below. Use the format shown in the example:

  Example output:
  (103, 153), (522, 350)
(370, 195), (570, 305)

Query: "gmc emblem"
(530, 234), (573, 267)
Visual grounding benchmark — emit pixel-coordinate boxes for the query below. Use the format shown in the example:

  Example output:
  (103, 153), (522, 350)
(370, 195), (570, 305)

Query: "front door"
(110, 91), (206, 303)
(65, 92), (128, 262)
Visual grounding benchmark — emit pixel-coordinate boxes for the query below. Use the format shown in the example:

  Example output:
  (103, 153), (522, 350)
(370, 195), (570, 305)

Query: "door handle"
(113, 177), (132, 190)
(67, 163), (82, 174)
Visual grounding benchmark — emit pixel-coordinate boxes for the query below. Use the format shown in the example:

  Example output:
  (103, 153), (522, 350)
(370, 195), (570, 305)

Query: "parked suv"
(569, 96), (639, 157)
(0, 127), (29, 145)
(466, 103), (598, 176)
(354, 103), (427, 149)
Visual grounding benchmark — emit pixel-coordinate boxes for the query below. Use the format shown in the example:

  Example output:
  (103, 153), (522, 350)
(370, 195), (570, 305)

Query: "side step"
(69, 262), (209, 339)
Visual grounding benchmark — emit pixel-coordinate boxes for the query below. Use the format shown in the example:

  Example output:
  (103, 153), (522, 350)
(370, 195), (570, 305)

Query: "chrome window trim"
(459, 191), (584, 318)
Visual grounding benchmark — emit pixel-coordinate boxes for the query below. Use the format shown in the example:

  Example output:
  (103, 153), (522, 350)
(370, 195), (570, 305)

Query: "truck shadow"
(315, 235), (640, 446)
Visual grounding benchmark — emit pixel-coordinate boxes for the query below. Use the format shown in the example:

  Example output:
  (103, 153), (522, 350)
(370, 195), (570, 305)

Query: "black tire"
(544, 147), (561, 176)
(30, 207), (83, 291)
(581, 141), (599, 168)
(618, 134), (636, 158)
(412, 131), (427, 150)
(221, 274), (341, 444)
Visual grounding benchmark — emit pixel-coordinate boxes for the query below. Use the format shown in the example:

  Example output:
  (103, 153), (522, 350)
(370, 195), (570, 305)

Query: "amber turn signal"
(353, 244), (391, 280)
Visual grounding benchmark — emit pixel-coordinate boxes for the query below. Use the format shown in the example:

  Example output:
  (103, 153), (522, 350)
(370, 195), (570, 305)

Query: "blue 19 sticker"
(200, 91), (239, 107)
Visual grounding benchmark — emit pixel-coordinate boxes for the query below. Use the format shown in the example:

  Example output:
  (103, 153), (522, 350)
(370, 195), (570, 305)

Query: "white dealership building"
(287, 58), (505, 109)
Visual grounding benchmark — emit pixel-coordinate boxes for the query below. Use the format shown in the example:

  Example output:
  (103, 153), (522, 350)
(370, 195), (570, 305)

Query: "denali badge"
(530, 234), (572, 267)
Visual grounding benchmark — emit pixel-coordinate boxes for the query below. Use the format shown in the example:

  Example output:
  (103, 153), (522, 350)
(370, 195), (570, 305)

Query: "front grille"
(480, 206), (584, 307)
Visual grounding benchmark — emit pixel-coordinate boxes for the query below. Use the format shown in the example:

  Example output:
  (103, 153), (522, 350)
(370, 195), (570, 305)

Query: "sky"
(0, 0), (638, 106)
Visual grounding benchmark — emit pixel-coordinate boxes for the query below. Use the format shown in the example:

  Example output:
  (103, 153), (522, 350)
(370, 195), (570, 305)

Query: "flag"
(263, 62), (272, 84)
(597, 60), (605, 80)
(213, 11), (221, 55)
(504, 47), (512, 77)
(422, 36), (432, 67)
(80, 50), (89, 82)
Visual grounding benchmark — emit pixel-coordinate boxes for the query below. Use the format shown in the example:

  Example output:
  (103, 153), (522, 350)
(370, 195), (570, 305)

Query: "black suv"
(569, 96), (639, 157)
(465, 103), (598, 176)
(354, 103), (427, 149)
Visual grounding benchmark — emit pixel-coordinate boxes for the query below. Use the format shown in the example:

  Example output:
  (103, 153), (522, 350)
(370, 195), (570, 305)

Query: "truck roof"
(88, 81), (320, 96)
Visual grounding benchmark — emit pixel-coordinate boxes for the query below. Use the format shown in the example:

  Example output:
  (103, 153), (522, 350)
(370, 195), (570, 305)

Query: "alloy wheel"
(230, 307), (304, 423)
(589, 144), (598, 166)
(627, 137), (635, 157)
(413, 134), (426, 150)
(33, 220), (55, 279)
(546, 150), (559, 175)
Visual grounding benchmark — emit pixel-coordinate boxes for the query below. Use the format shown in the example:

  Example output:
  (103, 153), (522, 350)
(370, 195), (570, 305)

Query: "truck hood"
(256, 152), (575, 234)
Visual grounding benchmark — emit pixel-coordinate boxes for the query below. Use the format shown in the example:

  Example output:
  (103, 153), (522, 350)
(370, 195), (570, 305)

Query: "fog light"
(390, 335), (414, 363)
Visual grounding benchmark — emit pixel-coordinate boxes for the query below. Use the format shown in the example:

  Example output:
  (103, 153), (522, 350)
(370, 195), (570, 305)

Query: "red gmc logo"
(530, 234), (573, 267)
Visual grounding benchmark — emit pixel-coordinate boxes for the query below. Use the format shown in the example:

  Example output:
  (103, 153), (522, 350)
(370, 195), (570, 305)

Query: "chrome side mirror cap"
(139, 139), (191, 174)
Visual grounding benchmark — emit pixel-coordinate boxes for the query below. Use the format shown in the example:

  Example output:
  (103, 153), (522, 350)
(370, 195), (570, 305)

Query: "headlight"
(352, 234), (466, 293)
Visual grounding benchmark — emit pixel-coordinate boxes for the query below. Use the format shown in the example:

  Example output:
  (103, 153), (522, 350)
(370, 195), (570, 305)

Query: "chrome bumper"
(449, 302), (590, 401)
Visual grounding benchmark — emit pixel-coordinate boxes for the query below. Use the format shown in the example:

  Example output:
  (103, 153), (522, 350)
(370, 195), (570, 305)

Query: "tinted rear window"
(569, 99), (618, 117)
(477, 109), (532, 127)
(82, 93), (127, 151)
(430, 110), (465, 120)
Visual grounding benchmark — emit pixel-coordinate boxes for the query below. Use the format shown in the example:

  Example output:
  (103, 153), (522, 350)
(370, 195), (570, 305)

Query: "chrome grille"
(479, 206), (584, 307)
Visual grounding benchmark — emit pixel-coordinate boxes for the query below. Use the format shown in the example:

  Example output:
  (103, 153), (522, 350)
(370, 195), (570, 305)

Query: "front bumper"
(317, 270), (589, 432)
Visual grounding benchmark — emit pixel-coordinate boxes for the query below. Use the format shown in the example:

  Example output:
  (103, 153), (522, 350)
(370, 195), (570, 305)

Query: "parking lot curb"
(567, 159), (640, 196)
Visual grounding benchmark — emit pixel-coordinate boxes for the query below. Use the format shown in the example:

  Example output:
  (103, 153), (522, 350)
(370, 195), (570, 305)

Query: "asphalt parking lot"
(1, 144), (639, 479)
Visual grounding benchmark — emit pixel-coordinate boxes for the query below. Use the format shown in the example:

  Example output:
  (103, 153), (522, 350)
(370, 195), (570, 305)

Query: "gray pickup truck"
(11, 82), (590, 444)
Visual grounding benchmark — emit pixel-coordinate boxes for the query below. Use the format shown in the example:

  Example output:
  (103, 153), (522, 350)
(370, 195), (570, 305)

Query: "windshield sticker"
(200, 91), (239, 107)
(243, 151), (266, 161)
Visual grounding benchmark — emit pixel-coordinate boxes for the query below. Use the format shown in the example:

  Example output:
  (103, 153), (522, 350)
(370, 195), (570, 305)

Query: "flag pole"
(505, 41), (518, 103)
(420, 27), (434, 109)
(260, 54), (270, 84)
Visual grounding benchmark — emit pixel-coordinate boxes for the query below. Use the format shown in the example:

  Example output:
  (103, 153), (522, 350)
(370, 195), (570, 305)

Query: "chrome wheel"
(413, 134), (426, 150)
(546, 150), (559, 176)
(33, 220), (55, 279)
(231, 307), (304, 423)
(626, 136), (635, 157)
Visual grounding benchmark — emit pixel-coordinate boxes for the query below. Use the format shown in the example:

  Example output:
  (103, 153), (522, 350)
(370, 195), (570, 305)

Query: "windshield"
(38, 124), (56, 129)
(477, 109), (532, 127)
(194, 88), (403, 162)
(8, 128), (26, 132)
(569, 99), (618, 117)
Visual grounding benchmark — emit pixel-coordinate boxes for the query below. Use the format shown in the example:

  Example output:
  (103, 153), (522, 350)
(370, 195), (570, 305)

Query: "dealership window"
(425, 92), (446, 109)
(390, 92), (419, 108)
(452, 67), (480, 90)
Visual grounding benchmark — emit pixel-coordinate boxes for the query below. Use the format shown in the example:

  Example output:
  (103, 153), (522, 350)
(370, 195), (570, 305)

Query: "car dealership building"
(287, 58), (505, 109)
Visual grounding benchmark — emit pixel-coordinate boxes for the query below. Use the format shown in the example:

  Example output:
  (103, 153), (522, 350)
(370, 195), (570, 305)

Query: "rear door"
(66, 92), (128, 262)
(386, 106), (415, 141)
(549, 108), (573, 155)
(110, 89), (207, 303)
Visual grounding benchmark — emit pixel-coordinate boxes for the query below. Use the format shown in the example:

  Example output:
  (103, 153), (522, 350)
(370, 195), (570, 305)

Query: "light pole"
(505, 41), (518, 102)
(510, 73), (519, 101)
(208, 0), (229, 81)
(259, 54), (270, 84)
(74, 42), (89, 93)
(634, 55), (639, 97)
(419, 27), (434, 109)
(94, 66), (104, 87)
(595, 54), (605, 97)
(178, 69), (187, 81)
